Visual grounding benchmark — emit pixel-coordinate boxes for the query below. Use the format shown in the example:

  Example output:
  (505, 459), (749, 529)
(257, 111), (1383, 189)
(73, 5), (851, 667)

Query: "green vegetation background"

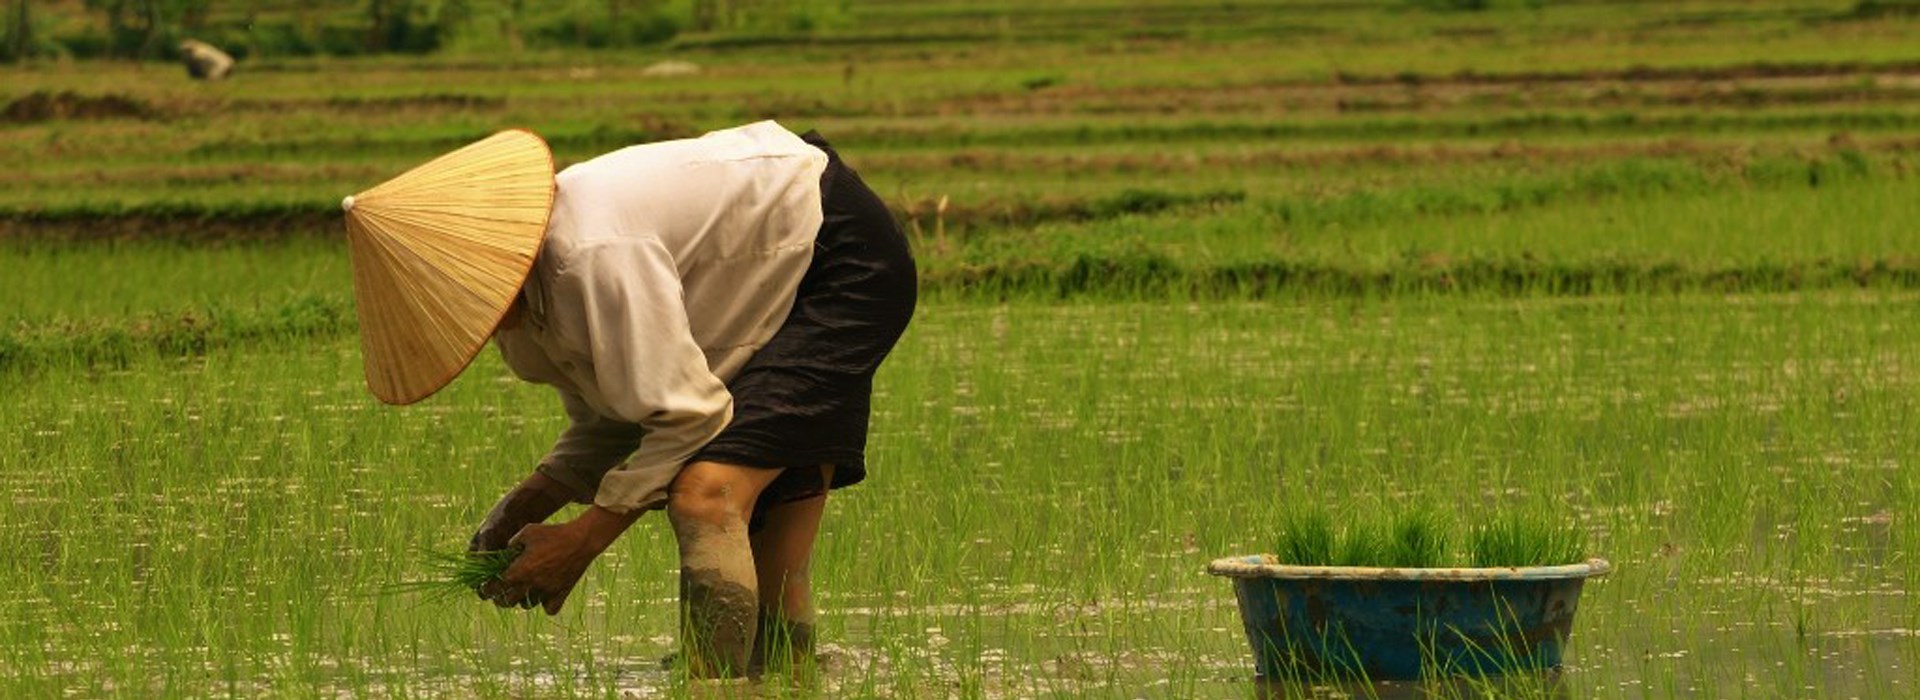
(4, 1), (1920, 697)
(10, 0), (1920, 366)
(4, 0), (857, 61)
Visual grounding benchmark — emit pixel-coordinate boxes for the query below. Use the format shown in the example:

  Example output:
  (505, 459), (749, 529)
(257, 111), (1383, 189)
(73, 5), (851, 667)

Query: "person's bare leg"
(748, 465), (834, 674)
(668, 461), (784, 679)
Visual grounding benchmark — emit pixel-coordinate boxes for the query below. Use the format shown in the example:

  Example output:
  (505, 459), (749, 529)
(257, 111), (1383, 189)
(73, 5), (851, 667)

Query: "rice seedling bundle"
(1273, 508), (1585, 568)
(386, 549), (521, 603)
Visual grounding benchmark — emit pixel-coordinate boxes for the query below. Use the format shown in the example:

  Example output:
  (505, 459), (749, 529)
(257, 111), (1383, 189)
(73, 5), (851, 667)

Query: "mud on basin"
(1206, 555), (1611, 682)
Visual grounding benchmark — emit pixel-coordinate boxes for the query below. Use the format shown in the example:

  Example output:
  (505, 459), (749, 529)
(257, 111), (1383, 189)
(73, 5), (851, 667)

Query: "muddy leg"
(668, 461), (784, 679)
(747, 467), (833, 674)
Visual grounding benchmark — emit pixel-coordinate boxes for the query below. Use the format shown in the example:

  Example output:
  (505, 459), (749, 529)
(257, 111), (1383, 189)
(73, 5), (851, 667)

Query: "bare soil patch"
(2, 91), (157, 123)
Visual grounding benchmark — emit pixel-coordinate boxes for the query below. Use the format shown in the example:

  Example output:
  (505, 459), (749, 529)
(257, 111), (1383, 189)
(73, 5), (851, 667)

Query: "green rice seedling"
(1284, 509), (1583, 569)
(1385, 509), (1453, 569)
(439, 549), (519, 595)
(386, 549), (521, 603)
(1276, 510), (1338, 566)
(1468, 514), (1587, 568)
(15, 8), (1920, 691)
(1334, 515), (1391, 567)
(10, 290), (1920, 696)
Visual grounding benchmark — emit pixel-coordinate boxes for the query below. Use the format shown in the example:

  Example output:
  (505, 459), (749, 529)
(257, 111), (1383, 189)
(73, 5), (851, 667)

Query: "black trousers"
(690, 131), (917, 517)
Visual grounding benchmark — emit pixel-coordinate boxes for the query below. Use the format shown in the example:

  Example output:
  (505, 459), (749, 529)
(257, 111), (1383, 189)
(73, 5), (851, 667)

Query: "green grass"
(0, 238), (349, 324)
(1271, 508), (1582, 568)
(6, 296), (1915, 697)
(1334, 516), (1392, 568)
(1277, 510), (1338, 566)
(1388, 509), (1454, 569)
(386, 549), (521, 603)
(1468, 513), (1590, 569)
(0, 294), (349, 376)
(6, 2), (1920, 697)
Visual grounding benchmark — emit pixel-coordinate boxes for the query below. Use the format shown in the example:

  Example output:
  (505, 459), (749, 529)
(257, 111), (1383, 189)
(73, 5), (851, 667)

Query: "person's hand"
(480, 520), (599, 614)
(481, 506), (641, 616)
(469, 471), (575, 553)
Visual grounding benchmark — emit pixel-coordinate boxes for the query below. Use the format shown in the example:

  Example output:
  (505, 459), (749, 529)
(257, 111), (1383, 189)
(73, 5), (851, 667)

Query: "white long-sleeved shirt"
(491, 121), (829, 513)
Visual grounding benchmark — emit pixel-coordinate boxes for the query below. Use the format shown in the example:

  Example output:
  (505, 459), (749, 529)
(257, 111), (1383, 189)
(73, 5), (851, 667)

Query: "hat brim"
(342, 129), (556, 405)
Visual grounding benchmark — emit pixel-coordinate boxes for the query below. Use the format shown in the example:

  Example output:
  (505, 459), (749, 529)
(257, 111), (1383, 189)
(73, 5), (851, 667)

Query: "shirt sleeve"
(560, 237), (734, 514)
(534, 390), (646, 504)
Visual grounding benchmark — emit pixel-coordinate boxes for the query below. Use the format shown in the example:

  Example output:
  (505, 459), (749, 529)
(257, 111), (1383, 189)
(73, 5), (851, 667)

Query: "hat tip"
(341, 195), (356, 213)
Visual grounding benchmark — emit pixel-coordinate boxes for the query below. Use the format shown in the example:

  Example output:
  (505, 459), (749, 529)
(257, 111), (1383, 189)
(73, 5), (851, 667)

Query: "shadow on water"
(1253, 670), (1572, 699)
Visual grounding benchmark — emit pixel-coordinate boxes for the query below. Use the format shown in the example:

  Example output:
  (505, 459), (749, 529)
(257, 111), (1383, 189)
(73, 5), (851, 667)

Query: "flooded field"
(6, 1), (1920, 696)
(3, 297), (1914, 698)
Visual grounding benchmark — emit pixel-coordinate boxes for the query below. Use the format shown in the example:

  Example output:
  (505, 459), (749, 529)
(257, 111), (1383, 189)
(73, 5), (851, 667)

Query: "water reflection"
(1253, 669), (1571, 699)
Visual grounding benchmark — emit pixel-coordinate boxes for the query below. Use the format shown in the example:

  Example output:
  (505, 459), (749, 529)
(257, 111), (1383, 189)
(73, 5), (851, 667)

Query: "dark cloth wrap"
(690, 131), (917, 516)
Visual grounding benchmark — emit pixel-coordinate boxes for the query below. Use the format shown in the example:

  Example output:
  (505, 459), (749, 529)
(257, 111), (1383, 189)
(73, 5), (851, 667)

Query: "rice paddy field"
(5, 1), (1920, 697)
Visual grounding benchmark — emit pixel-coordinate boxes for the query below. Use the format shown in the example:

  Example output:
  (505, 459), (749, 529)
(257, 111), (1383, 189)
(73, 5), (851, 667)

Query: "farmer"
(178, 39), (234, 80)
(339, 121), (916, 677)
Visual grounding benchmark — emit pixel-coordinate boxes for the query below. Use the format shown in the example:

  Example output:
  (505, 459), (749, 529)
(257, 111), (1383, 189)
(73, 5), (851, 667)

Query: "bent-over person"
(339, 120), (916, 678)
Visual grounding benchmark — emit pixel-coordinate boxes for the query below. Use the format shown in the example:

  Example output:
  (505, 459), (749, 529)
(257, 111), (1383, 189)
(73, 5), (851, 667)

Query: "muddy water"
(674, 508), (762, 678)
(8, 298), (1920, 697)
(681, 570), (759, 676)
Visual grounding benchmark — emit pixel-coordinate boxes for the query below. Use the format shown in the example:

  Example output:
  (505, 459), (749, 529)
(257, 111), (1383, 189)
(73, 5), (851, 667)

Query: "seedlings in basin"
(1469, 513), (1588, 568)
(1277, 510), (1338, 566)
(1273, 507), (1586, 568)
(1385, 508), (1451, 568)
(1336, 517), (1390, 567)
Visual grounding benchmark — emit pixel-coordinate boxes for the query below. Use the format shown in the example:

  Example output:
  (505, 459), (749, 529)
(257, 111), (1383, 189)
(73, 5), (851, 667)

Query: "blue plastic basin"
(1207, 555), (1610, 682)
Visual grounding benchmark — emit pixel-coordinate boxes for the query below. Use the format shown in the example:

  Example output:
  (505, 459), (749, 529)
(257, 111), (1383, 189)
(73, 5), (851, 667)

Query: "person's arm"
(469, 390), (644, 552)
(568, 236), (733, 515)
(535, 390), (648, 502)
(485, 237), (731, 614)
(467, 471), (572, 554)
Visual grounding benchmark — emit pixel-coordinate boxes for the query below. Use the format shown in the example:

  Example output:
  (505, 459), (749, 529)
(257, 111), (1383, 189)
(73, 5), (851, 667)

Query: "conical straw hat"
(341, 129), (555, 405)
